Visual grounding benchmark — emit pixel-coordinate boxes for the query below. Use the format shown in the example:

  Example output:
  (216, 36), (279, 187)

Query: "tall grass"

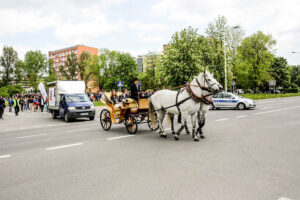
(240, 93), (300, 100)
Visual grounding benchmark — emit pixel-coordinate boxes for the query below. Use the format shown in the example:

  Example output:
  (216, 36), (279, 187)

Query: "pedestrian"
(29, 96), (33, 111)
(13, 96), (20, 116)
(0, 96), (5, 119)
(20, 97), (24, 112)
(39, 96), (45, 112)
(8, 97), (13, 112)
(24, 97), (29, 111)
(33, 96), (38, 112)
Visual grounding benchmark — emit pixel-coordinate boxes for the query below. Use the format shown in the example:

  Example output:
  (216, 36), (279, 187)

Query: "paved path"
(0, 97), (300, 200)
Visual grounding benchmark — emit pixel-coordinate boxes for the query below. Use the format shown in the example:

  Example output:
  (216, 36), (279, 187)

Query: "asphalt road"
(0, 97), (300, 200)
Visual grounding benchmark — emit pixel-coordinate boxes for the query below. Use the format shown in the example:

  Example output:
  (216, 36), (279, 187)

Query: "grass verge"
(240, 93), (300, 100)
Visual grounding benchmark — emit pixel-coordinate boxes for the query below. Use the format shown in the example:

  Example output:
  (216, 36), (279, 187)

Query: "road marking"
(107, 135), (135, 140)
(278, 197), (293, 200)
(260, 106), (274, 110)
(46, 143), (83, 150)
(236, 115), (248, 118)
(16, 134), (47, 139)
(215, 118), (229, 122)
(0, 155), (11, 159)
(254, 106), (300, 115)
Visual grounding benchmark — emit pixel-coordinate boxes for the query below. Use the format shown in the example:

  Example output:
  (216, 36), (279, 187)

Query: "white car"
(211, 92), (256, 110)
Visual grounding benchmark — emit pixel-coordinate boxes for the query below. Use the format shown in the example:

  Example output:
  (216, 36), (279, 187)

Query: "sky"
(0, 0), (300, 64)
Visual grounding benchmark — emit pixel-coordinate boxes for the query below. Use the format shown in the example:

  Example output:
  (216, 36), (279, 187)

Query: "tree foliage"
(23, 50), (47, 92)
(161, 26), (205, 87)
(270, 57), (290, 88)
(0, 46), (18, 85)
(236, 31), (276, 90)
(60, 53), (78, 80)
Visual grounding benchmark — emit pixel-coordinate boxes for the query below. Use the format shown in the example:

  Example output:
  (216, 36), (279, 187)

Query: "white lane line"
(260, 106), (274, 110)
(46, 143), (83, 150)
(278, 197), (293, 200)
(107, 135), (135, 140)
(236, 115), (248, 118)
(215, 118), (229, 122)
(254, 106), (300, 115)
(0, 155), (11, 159)
(16, 134), (47, 139)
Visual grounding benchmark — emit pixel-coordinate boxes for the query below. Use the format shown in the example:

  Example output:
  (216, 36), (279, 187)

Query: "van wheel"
(64, 112), (70, 122)
(52, 111), (57, 119)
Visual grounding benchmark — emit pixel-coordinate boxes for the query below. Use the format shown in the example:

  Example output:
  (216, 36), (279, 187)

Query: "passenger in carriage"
(118, 88), (129, 102)
(110, 90), (123, 108)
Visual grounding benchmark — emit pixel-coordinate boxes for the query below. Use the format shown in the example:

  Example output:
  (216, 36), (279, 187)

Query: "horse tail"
(149, 98), (155, 128)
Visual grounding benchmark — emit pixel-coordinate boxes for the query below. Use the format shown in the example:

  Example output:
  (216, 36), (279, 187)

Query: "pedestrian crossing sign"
(117, 81), (123, 87)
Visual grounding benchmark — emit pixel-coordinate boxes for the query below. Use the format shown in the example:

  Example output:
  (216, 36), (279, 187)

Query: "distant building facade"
(48, 45), (98, 80)
(48, 45), (99, 92)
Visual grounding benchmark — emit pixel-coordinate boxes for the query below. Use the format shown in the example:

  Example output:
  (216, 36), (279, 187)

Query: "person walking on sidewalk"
(13, 96), (20, 116)
(0, 96), (6, 119)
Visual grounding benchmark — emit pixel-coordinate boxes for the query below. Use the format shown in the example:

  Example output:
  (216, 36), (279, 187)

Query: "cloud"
(151, 0), (300, 64)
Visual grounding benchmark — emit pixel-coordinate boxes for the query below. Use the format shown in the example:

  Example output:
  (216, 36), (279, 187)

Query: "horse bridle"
(185, 72), (218, 105)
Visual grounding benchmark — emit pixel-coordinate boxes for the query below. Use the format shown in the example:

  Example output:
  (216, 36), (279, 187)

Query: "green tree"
(79, 51), (95, 91)
(161, 26), (205, 87)
(290, 65), (300, 87)
(205, 16), (244, 88)
(23, 50), (47, 92)
(14, 60), (25, 84)
(0, 46), (18, 85)
(97, 50), (138, 90)
(236, 31), (276, 90)
(44, 59), (58, 83)
(270, 57), (290, 88)
(60, 53), (79, 80)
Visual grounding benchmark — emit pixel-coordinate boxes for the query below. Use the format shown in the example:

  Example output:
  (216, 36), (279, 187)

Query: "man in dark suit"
(130, 78), (141, 101)
(0, 96), (6, 119)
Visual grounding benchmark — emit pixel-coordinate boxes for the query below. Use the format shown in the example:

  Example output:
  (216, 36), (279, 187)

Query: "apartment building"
(48, 45), (98, 80)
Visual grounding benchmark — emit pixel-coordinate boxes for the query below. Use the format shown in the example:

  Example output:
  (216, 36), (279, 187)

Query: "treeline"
(1, 16), (300, 97)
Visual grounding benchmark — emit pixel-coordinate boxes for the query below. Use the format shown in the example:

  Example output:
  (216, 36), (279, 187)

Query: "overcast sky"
(0, 0), (299, 64)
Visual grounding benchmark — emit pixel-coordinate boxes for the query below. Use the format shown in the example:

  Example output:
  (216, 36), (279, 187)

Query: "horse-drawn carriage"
(100, 97), (159, 134)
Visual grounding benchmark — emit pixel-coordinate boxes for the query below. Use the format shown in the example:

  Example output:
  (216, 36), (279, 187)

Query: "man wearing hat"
(130, 78), (141, 101)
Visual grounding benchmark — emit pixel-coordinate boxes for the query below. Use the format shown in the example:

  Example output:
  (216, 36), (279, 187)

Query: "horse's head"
(197, 71), (223, 93)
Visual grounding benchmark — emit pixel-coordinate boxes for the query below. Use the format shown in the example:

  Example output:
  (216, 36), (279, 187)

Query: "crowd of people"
(0, 94), (47, 119)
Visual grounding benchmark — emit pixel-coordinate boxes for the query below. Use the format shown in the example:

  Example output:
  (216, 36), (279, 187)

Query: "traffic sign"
(117, 81), (123, 87)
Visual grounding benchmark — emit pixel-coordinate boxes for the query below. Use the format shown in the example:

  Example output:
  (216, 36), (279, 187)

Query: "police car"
(210, 92), (256, 110)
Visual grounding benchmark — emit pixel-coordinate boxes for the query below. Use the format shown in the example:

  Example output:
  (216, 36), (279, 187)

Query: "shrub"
(284, 88), (299, 93)
(244, 89), (253, 94)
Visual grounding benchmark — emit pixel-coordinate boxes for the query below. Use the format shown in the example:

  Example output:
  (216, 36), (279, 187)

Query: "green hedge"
(241, 93), (300, 100)
(0, 85), (25, 97)
(283, 88), (299, 93)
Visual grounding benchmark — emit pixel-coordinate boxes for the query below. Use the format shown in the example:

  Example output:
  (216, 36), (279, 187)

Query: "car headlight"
(68, 107), (75, 110)
(91, 105), (95, 109)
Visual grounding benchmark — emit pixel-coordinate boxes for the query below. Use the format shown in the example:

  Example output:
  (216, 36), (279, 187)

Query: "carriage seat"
(125, 98), (138, 108)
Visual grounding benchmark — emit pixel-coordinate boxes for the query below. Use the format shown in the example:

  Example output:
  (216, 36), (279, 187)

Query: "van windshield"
(65, 94), (90, 103)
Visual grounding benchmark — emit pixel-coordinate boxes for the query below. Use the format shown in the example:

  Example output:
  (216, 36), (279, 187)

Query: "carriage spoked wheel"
(100, 109), (112, 131)
(125, 115), (138, 134)
(148, 113), (159, 131)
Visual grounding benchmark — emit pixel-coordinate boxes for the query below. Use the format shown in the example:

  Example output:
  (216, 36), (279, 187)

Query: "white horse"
(149, 71), (222, 141)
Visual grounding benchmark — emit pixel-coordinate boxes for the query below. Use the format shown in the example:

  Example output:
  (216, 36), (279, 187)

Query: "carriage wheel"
(125, 115), (138, 134)
(100, 109), (112, 131)
(148, 113), (159, 131)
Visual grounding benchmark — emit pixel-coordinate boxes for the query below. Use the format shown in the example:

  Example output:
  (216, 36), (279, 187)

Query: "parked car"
(235, 89), (244, 94)
(210, 92), (256, 110)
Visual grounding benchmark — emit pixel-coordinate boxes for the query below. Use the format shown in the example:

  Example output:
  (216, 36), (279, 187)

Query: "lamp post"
(223, 25), (240, 92)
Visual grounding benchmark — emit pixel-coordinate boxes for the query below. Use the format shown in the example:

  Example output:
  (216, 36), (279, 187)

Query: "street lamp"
(224, 25), (240, 92)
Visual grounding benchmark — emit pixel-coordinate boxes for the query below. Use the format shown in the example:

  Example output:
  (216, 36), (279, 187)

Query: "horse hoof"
(186, 132), (190, 135)
(174, 136), (179, 140)
(172, 131), (175, 135)
(160, 134), (167, 138)
(200, 135), (205, 139)
(194, 138), (199, 142)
